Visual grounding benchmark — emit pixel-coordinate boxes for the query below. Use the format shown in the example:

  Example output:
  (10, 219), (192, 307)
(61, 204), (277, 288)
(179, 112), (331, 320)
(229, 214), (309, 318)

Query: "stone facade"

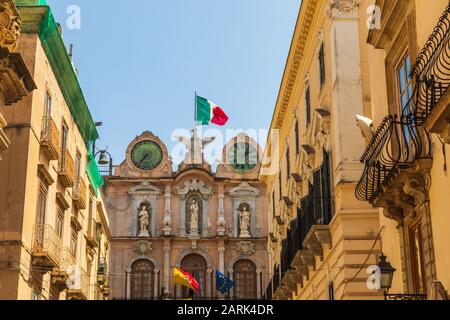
(104, 131), (269, 299)
(0, 2), (111, 300)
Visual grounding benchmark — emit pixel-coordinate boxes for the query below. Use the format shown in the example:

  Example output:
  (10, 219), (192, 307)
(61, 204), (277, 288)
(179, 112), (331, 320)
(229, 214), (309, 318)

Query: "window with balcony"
(272, 190), (276, 218)
(56, 209), (64, 239)
(408, 220), (427, 294)
(45, 91), (52, 118)
(305, 86), (311, 125)
(295, 119), (300, 155)
(36, 186), (47, 226)
(286, 146), (290, 180)
(397, 53), (414, 141)
(70, 227), (77, 257)
(61, 122), (68, 156)
(75, 151), (82, 180)
(131, 259), (155, 300)
(319, 43), (326, 88)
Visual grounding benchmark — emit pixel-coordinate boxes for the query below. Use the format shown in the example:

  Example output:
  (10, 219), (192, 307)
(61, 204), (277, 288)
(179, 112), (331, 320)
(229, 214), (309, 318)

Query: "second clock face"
(227, 142), (258, 173)
(131, 140), (163, 171)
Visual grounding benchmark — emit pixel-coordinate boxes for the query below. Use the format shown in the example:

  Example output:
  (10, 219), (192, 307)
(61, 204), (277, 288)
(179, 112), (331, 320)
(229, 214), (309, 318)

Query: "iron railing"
(32, 224), (62, 266)
(408, 5), (450, 124)
(355, 114), (432, 203)
(356, 6), (450, 203)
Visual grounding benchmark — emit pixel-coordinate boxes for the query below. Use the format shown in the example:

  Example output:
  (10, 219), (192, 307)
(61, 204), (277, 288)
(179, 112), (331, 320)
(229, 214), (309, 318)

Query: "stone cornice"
(269, 0), (319, 131)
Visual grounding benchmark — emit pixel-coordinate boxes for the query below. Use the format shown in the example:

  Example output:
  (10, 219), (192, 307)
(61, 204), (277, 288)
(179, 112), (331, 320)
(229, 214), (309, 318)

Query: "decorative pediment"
(177, 178), (212, 197)
(229, 182), (260, 197)
(128, 180), (161, 195)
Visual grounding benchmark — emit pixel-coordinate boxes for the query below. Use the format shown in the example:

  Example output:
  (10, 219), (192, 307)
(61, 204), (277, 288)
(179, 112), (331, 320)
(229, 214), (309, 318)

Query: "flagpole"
(194, 91), (197, 131)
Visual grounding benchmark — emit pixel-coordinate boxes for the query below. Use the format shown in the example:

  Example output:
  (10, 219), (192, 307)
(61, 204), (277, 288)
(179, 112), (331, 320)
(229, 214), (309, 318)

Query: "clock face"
(227, 142), (258, 173)
(131, 140), (163, 171)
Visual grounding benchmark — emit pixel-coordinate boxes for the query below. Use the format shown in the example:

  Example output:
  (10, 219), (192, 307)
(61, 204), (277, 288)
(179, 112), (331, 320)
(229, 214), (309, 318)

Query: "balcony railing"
(408, 5), (450, 125)
(66, 267), (89, 300)
(40, 116), (60, 160)
(73, 177), (87, 209)
(32, 224), (61, 268)
(51, 248), (76, 288)
(355, 114), (432, 203)
(58, 150), (75, 188)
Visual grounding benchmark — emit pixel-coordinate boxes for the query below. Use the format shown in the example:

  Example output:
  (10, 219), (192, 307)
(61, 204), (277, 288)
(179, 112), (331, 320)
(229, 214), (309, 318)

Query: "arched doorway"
(130, 259), (154, 300)
(233, 259), (257, 299)
(180, 254), (207, 298)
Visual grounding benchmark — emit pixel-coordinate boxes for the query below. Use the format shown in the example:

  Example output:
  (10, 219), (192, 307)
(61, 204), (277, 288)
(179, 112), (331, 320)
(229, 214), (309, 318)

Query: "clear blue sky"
(46, 0), (301, 166)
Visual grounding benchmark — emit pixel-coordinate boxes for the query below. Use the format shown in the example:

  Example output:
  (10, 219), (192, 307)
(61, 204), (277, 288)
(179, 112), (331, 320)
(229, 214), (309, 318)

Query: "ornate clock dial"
(227, 142), (258, 173)
(131, 140), (163, 171)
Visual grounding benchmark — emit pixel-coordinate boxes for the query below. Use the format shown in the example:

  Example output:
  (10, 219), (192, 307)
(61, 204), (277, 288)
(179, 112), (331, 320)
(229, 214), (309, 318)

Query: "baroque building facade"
(261, 0), (382, 300)
(355, 0), (450, 299)
(104, 131), (269, 299)
(0, 1), (111, 300)
(263, 0), (450, 300)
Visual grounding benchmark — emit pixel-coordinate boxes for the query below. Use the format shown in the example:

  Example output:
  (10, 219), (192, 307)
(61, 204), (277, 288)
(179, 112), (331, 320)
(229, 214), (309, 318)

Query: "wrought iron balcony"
(66, 267), (89, 300)
(408, 5), (450, 128)
(40, 116), (60, 160)
(72, 177), (87, 209)
(51, 248), (76, 289)
(355, 114), (432, 204)
(31, 224), (61, 268)
(58, 149), (75, 188)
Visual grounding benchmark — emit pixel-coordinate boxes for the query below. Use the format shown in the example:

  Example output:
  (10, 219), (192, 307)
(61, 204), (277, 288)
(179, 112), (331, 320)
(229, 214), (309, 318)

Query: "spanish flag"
(173, 268), (200, 292)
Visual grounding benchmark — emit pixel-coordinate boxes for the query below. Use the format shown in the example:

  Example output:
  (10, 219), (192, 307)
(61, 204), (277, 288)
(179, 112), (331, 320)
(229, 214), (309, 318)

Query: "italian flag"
(196, 95), (229, 126)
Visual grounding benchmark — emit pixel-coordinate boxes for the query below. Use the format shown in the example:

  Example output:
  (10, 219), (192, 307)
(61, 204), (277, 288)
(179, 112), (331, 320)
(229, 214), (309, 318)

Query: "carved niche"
(177, 178), (212, 237)
(128, 181), (161, 237)
(229, 182), (260, 238)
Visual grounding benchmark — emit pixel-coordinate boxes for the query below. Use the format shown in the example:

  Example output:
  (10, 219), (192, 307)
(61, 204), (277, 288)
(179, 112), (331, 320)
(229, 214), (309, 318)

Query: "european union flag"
(215, 270), (234, 294)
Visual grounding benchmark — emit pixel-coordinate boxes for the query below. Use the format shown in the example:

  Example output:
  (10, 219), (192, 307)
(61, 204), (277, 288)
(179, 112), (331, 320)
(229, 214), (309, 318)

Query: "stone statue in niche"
(239, 205), (251, 238)
(189, 199), (200, 235)
(138, 204), (150, 237)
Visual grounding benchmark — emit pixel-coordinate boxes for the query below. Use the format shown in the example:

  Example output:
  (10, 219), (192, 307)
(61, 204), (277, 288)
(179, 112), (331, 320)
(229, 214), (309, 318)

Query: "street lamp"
(377, 253), (396, 292)
(376, 253), (427, 300)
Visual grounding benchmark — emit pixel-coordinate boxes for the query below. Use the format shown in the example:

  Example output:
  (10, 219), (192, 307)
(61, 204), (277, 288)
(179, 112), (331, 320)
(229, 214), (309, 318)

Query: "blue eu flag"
(215, 270), (234, 294)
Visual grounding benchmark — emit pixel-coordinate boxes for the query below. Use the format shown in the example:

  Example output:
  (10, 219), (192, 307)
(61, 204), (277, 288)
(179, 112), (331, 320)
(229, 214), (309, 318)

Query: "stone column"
(163, 246), (170, 294)
(218, 244), (225, 273)
(163, 186), (172, 236)
(206, 267), (213, 298)
(228, 269), (234, 297)
(217, 188), (226, 236)
(154, 269), (160, 299)
(202, 199), (209, 237)
(126, 268), (131, 299)
(256, 269), (262, 299)
(180, 198), (186, 236)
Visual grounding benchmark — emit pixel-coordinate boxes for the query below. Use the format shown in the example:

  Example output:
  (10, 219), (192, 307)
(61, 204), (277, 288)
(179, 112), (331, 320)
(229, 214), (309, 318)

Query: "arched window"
(180, 254), (207, 298)
(130, 259), (154, 300)
(233, 259), (257, 299)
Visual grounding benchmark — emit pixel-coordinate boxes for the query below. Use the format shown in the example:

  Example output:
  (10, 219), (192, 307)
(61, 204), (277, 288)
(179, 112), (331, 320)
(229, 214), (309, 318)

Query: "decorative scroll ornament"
(236, 241), (255, 256)
(328, 0), (360, 13)
(0, 1), (21, 52)
(134, 240), (152, 256)
(177, 178), (212, 198)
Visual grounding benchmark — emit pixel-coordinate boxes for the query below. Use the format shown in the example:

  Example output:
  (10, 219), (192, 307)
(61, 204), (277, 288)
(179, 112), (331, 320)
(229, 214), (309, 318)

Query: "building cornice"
(269, 0), (319, 132)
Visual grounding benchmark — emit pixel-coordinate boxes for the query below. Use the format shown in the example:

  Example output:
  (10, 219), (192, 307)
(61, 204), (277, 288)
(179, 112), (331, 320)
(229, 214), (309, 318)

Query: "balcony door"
(233, 260), (257, 299)
(130, 259), (154, 300)
(180, 254), (206, 299)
